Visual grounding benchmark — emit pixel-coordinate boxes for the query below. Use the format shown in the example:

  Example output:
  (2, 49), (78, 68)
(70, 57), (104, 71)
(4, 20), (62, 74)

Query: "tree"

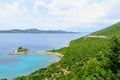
(17, 46), (29, 52)
(18, 46), (23, 52)
(109, 36), (120, 74)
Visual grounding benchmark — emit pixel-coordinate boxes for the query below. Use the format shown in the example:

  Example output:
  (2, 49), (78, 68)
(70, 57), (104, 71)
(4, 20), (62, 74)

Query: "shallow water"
(0, 33), (86, 79)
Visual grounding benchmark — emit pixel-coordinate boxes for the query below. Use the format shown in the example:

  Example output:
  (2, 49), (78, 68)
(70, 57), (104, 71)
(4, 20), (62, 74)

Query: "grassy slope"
(92, 22), (120, 36)
(14, 22), (120, 80)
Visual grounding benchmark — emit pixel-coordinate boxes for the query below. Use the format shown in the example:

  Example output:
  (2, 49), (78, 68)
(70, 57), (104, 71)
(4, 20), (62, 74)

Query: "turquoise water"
(0, 33), (86, 79)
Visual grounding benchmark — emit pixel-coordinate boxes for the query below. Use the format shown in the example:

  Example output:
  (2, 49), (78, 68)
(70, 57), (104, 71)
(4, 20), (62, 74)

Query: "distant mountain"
(0, 29), (77, 33)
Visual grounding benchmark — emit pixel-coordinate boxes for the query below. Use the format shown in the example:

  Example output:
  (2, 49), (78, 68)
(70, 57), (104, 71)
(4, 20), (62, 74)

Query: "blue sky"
(0, 0), (120, 32)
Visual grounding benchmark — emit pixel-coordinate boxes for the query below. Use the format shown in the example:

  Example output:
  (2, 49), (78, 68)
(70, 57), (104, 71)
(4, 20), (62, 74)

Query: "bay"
(0, 33), (86, 79)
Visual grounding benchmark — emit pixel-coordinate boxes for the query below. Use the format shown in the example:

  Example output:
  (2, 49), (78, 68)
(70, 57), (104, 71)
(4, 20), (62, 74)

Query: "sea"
(0, 33), (87, 80)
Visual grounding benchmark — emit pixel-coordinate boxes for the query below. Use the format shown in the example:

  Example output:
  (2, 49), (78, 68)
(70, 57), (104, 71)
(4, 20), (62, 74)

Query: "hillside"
(92, 22), (120, 36)
(13, 22), (120, 80)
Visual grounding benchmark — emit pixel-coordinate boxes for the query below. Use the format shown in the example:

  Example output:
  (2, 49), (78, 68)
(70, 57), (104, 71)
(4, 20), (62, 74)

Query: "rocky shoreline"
(9, 50), (28, 55)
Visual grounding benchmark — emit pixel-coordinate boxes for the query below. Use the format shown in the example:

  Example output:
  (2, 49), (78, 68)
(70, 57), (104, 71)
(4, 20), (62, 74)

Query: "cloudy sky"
(0, 0), (120, 32)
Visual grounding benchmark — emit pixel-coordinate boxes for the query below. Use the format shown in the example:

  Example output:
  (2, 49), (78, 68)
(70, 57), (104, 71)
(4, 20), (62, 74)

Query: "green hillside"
(14, 22), (120, 80)
(92, 22), (120, 36)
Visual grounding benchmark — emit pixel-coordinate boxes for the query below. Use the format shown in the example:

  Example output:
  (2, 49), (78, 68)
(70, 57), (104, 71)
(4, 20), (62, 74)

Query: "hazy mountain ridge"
(0, 29), (76, 33)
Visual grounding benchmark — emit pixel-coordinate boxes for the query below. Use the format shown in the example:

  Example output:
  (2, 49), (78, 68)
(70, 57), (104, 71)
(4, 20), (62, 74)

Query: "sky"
(0, 0), (120, 32)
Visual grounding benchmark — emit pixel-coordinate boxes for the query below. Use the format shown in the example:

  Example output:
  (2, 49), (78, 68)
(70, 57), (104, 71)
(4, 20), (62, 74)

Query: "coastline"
(0, 33), (88, 80)
(44, 51), (63, 62)
(6, 50), (62, 80)
(44, 51), (63, 58)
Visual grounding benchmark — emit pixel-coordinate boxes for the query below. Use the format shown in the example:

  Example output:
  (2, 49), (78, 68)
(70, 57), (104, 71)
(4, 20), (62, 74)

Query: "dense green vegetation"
(0, 79), (7, 80)
(17, 47), (29, 52)
(13, 22), (120, 80)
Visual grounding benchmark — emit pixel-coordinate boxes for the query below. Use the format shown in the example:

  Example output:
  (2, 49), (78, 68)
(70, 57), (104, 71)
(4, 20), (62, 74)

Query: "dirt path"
(84, 35), (107, 40)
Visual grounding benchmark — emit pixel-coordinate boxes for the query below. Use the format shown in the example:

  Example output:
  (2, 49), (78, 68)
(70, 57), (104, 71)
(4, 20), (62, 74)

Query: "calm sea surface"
(0, 33), (86, 79)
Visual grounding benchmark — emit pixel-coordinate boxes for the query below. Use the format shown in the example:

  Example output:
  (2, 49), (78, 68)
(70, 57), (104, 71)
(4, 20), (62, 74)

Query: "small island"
(9, 47), (29, 55)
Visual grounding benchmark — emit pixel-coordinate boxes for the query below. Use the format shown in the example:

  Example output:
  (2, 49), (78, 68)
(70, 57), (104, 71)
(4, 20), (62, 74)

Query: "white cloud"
(0, 1), (19, 16)
(32, 0), (47, 14)
(0, 0), (119, 31)
(46, 0), (85, 15)
(95, 0), (120, 25)
(43, 0), (108, 25)
(33, 5), (38, 14)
